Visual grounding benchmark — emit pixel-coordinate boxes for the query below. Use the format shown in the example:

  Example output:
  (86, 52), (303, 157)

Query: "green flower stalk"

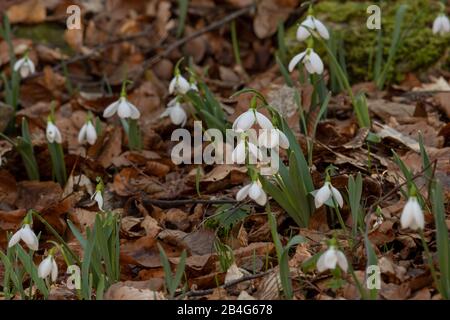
(46, 104), (67, 186)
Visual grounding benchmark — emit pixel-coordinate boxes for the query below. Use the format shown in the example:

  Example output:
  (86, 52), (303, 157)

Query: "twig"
(142, 197), (237, 208)
(183, 270), (272, 298)
(132, 4), (255, 85)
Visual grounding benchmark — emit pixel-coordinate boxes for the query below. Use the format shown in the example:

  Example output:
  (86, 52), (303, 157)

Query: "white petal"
(78, 124), (87, 144)
(86, 122), (97, 145)
(297, 17), (314, 41)
(117, 98), (132, 119)
(433, 16), (442, 34)
(46, 122), (57, 143)
(308, 51), (324, 74)
(322, 248), (338, 270)
(330, 186), (344, 208)
(248, 142), (262, 161)
(38, 257), (53, 279)
(94, 191), (104, 211)
(236, 184), (251, 201)
(53, 125), (63, 144)
(277, 130), (290, 149)
(20, 64), (30, 78)
(177, 76), (191, 94)
(258, 129), (278, 149)
(168, 78), (176, 94)
(248, 182), (263, 200)
(103, 100), (119, 118)
(21, 225), (38, 251)
(51, 259), (58, 282)
(232, 141), (246, 164)
(170, 104), (187, 126)
(255, 111), (273, 130)
(13, 58), (26, 72)
(316, 253), (328, 272)
(27, 59), (36, 74)
(441, 15), (450, 33)
(254, 190), (267, 206)
(232, 111), (255, 132)
(314, 184), (331, 208)
(288, 51), (307, 72)
(127, 101), (141, 119)
(304, 58), (316, 74)
(313, 18), (330, 39)
(336, 250), (348, 272)
(8, 229), (23, 248)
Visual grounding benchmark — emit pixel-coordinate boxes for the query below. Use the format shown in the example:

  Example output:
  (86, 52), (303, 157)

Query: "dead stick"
(183, 270), (272, 298)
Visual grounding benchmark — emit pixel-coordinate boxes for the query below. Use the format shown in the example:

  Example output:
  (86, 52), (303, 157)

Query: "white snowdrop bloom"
(8, 224), (39, 251)
(232, 140), (262, 164)
(46, 121), (62, 144)
(432, 14), (450, 35)
(103, 97), (140, 119)
(317, 246), (348, 273)
(78, 120), (97, 145)
(190, 82), (199, 92)
(314, 181), (343, 209)
(14, 56), (36, 78)
(288, 48), (324, 74)
(400, 196), (424, 231)
(92, 190), (104, 212)
(169, 74), (191, 95)
(296, 15), (330, 41)
(258, 129), (289, 149)
(236, 180), (267, 206)
(38, 255), (58, 282)
(232, 109), (273, 133)
(160, 101), (187, 127)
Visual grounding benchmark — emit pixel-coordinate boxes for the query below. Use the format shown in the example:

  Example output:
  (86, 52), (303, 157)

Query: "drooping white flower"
(316, 246), (348, 273)
(400, 196), (424, 230)
(160, 100), (187, 127)
(296, 15), (330, 41)
(232, 109), (273, 133)
(46, 121), (63, 144)
(232, 140), (263, 164)
(78, 120), (97, 145)
(258, 129), (289, 149)
(169, 74), (191, 95)
(92, 189), (104, 212)
(38, 255), (58, 282)
(432, 14), (450, 35)
(8, 224), (39, 251)
(236, 180), (267, 206)
(103, 97), (140, 119)
(313, 181), (344, 209)
(288, 48), (324, 74)
(14, 56), (36, 78)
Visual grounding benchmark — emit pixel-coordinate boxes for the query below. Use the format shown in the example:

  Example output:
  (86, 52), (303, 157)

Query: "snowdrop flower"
(38, 253), (58, 282)
(400, 196), (424, 230)
(169, 74), (191, 95)
(92, 178), (104, 211)
(288, 48), (324, 74)
(432, 14), (450, 35)
(296, 15), (330, 41)
(8, 224), (39, 251)
(14, 56), (35, 78)
(160, 99), (187, 127)
(232, 109), (273, 133)
(313, 180), (343, 209)
(78, 118), (97, 145)
(317, 245), (348, 273)
(232, 139), (263, 164)
(258, 129), (289, 149)
(236, 180), (267, 206)
(46, 120), (62, 144)
(103, 96), (140, 119)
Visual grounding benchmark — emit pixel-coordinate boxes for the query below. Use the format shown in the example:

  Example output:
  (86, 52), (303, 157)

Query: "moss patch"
(286, 0), (449, 84)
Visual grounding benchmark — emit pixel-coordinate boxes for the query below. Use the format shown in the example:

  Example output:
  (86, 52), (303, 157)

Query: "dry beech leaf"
(7, 0), (46, 24)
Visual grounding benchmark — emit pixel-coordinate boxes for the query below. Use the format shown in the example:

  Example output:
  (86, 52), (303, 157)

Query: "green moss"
(287, 0), (449, 84)
(14, 22), (73, 54)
